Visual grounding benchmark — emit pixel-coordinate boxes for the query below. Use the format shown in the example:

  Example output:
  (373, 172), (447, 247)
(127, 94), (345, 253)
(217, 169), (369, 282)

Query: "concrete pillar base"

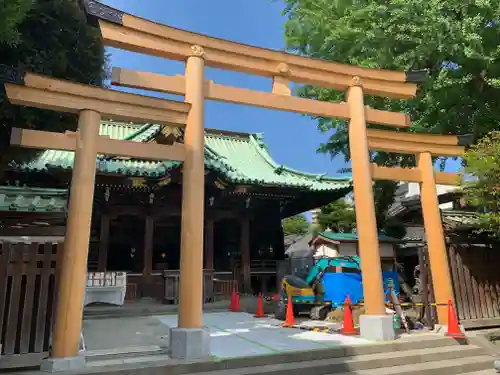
(359, 314), (395, 341)
(40, 356), (86, 372)
(169, 328), (211, 360)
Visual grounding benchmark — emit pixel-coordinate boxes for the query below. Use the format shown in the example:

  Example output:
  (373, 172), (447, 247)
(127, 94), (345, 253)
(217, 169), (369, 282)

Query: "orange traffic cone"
(254, 294), (266, 318)
(342, 295), (356, 335)
(282, 295), (295, 327)
(446, 300), (465, 338)
(233, 291), (241, 312)
(229, 288), (236, 311)
(230, 288), (241, 312)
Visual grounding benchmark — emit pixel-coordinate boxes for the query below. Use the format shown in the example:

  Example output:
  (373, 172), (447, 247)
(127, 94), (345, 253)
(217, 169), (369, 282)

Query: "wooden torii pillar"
(81, 0), (425, 343)
(1, 68), (189, 371)
(367, 128), (470, 325)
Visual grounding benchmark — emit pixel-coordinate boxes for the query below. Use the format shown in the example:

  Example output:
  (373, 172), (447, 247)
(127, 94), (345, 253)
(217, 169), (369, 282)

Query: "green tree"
(0, 0), (33, 46)
(317, 199), (356, 232)
(0, 0), (107, 174)
(462, 131), (500, 236)
(282, 0), (500, 147)
(282, 214), (310, 236)
(281, 0), (500, 212)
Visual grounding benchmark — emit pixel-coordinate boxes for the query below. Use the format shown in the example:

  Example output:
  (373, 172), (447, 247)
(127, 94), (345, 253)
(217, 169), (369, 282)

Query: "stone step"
(464, 370), (498, 374)
(50, 337), (479, 375)
(184, 345), (485, 375)
(85, 345), (168, 363)
(86, 353), (171, 368)
(330, 355), (493, 375)
(206, 336), (467, 372)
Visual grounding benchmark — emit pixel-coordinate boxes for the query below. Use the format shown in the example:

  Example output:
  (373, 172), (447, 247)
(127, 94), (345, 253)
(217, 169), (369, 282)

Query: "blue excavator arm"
(305, 256), (361, 285)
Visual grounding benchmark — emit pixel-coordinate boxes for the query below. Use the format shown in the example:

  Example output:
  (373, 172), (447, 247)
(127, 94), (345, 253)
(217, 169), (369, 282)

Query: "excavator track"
(309, 305), (329, 320)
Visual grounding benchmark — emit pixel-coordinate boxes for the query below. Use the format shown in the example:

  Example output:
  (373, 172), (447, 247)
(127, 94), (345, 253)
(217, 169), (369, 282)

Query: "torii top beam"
(2, 68), (190, 126)
(111, 67), (411, 128)
(82, 0), (426, 99)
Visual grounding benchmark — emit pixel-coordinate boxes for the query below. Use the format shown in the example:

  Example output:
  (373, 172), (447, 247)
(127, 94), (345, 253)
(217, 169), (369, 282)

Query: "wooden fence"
(0, 241), (62, 369)
(448, 243), (500, 328)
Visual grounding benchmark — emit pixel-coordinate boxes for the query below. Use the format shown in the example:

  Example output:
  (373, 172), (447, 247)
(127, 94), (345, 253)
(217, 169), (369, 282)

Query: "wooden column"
(178, 46), (205, 329)
(143, 215), (154, 295)
(418, 152), (453, 324)
(204, 219), (214, 270)
(241, 217), (251, 293)
(97, 213), (109, 272)
(347, 77), (386, 316)
(51, 109), (101, 358)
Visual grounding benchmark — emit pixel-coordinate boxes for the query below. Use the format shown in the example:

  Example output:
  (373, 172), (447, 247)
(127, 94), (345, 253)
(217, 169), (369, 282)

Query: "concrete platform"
(158, 312), (369, 359)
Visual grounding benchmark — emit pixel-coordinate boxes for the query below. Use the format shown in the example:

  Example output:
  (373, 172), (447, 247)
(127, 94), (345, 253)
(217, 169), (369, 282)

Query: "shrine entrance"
(0, 0), (469, 368)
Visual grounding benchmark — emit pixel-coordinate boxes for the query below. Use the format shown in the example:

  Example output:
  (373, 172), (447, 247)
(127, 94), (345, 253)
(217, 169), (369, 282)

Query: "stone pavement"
(158, 312), (369, 359)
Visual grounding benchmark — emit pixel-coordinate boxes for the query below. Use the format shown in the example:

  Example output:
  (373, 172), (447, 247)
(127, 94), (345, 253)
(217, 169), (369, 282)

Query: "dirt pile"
(325, 305), (366, 325)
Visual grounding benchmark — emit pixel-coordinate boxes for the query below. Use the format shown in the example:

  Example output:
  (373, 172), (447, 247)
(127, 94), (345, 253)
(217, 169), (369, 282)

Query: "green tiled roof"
(9, 121), (351, 192)
(317, 231), (400, 243)
(0, 186), (68, 213)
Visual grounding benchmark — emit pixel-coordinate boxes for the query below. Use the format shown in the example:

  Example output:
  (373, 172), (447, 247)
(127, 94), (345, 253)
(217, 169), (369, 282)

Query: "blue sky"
(104, 0), (462, 186)
(104, 0), (348, 176)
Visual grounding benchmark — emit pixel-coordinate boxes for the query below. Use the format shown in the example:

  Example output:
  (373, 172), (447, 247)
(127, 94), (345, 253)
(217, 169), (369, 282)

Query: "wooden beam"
(112, 68), (411, 128)
(367, 138), (465, 157)
(83, 1), (421, 99)
(371, 164), (420, 183)
(366, 129), (462, 146)
(370, 164), (461, 186)
(10, 128), (185, 162)
(4, 72), (189, 126)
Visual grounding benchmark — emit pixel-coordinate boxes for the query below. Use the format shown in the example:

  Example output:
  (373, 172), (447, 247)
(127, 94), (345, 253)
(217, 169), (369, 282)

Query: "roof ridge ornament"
(315, 173), (326, 181)
(253, 133), (266, 148)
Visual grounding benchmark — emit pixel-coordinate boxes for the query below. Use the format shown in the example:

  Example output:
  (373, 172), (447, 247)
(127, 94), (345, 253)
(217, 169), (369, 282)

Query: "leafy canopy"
(0, 0), (107, 172)
(281, 0), (500, 159)
(281, 0), (500, 226)
(316, 199), (356, 232)
(0, 0), (33, 46)
(282, 213), (310, 236)
(463, 131), (500, 236)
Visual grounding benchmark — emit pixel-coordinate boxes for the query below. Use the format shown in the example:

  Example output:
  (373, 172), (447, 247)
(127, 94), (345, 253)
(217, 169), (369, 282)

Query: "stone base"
(40, 356), (86, 372)
(359, 314), (395, 341)
(169, 328), (211, 360)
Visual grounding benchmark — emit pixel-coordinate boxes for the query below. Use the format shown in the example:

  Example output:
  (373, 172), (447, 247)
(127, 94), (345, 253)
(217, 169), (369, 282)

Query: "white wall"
(313, 243), (339, 258)
(395, 182), (459, 210)
(313, 242), (394, 258)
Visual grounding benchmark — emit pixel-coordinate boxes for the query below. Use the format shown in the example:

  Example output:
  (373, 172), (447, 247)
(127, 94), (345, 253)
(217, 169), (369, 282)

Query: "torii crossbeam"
(366, 128), (470, 324)
(78, 0), (426, 352)
(1, 66), (189, 364)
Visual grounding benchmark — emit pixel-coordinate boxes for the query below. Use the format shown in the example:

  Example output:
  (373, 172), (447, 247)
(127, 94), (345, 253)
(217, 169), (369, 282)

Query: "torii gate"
(367, 129), (469, 326)
(0, 0), (468, 369)
(78, 0), (464, 350)
(0, 67), (189, 370)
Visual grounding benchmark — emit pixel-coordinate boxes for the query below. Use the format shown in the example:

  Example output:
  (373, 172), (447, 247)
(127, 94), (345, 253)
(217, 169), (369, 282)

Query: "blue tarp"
(321, 272), (400, 307)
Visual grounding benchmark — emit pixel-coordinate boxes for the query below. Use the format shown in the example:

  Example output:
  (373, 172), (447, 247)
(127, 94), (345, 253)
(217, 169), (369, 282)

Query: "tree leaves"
(0, 0), (107, 173)
(0, 0), (33, 46)
(463, 131), (500, 236)
(316, 199), (356, 232)
(281, 0), (500, 221)
(282, 0), (500, 148)
(282, 214), (311, 236)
